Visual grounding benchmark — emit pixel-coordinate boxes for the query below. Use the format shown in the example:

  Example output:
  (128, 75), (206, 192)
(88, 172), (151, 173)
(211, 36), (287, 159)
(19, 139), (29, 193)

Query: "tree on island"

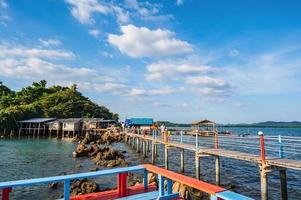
(0, 80), (119, 130)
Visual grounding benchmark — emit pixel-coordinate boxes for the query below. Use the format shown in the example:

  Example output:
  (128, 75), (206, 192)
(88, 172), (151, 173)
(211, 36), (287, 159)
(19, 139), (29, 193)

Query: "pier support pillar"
(180, 148), (184, 173)
(143, 140), (146, 158)
(152, 142), (156, 164)
(215, 156), (220, 186)
(136, 138), (140, 153)
(165, 145), (169, 170)
(259, 163), (270, 200)
(279, 169), (288, 200)
(195, 155), (200, 180)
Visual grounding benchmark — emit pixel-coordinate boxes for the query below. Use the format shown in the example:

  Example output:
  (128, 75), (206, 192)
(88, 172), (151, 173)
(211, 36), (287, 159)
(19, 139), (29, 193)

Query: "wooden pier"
(124, 131), (301, 200)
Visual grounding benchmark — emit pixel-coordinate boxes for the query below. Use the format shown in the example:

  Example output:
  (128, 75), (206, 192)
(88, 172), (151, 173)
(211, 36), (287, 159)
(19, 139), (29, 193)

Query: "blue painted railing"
(0, 164), (254, 200)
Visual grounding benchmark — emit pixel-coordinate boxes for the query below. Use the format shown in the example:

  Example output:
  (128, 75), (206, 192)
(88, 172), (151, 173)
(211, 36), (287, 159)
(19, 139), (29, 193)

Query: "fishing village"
(1, 0), (301, 200)
(1, 115), (301, 200)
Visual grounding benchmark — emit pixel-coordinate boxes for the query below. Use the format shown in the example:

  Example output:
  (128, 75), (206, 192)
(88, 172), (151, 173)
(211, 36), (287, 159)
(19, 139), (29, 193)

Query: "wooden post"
(279, 169), (288, 200)
(18, 123), (22, 138)
(165, 145), (169, 169)
(215, 156), (220, 186)
(37, 123), (41, 138)
(195, 154), (200, 180)
(152, 142), (156, 164)
(180, 148), (184, 173)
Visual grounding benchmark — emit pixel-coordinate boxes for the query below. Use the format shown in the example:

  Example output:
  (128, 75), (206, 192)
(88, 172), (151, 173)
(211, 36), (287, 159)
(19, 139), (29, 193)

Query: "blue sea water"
(0, 127), (301, 199)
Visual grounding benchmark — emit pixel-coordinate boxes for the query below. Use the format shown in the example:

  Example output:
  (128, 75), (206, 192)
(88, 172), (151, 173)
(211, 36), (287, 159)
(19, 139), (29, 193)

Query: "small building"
(60, 118), (82, 136)
(18, 118), (56, 137)
(191, 119), (216, 136)
(125, 118), (154, 130)
(82, 118), (104, 130)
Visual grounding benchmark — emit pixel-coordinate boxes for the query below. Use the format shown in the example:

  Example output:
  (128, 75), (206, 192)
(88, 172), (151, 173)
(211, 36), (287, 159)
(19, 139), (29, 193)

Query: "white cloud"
(0, 0), (7, 9)
(39, 38), (62, 47)
(175, 0), (183, 6)
(88, 29), (101, 38)
(146, 61), (212, 81)
(185, 76), (226, 87)
(65, 0), (110, 24)
(0, 44), (75, 60)
(108, 24), (193, 58)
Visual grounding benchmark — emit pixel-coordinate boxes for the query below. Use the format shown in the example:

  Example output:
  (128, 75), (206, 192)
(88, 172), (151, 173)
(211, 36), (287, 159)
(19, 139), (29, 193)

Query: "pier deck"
(125, 132), (301, 170)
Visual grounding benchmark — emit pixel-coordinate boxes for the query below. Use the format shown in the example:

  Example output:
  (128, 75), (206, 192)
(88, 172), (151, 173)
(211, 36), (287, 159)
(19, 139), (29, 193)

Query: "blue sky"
(1, 0), (301, 123)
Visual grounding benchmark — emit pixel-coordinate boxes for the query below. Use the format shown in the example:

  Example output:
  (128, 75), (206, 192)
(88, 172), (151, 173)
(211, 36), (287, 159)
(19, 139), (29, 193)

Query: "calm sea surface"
(0, 127), (301, 200)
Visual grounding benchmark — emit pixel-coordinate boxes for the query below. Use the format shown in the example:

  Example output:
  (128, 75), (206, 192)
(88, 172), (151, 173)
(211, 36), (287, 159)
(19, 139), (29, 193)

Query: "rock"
(70, 179), (99, 196)
(48, 182), (59, 189)
(90, 167), (98, 171)
(76, 164), (82, 168)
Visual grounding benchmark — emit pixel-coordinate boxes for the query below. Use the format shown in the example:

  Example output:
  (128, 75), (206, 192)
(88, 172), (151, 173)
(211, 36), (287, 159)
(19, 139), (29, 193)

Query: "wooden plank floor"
(125, 132), (301, 170)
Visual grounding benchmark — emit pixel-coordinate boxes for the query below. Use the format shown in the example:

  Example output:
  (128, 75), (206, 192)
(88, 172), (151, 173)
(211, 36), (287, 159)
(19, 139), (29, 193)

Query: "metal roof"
(192, 119), (215, 125)
(125, 118), (154, 126)
(18, 118), (56, 123)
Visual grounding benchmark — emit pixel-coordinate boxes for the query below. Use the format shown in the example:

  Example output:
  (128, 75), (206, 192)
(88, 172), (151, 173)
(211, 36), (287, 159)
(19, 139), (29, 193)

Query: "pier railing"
(0, 164), (253, 200)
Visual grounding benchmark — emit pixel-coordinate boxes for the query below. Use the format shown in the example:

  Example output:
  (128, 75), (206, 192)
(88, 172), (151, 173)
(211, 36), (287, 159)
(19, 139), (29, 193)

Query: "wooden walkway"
(125, 132), (301, 171)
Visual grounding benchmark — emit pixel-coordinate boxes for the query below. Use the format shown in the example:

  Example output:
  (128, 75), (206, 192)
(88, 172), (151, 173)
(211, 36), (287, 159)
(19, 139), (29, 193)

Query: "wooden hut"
(125, 118), (154, 130)
(60, 118), (82, 137)
(191, 119), (216, 136)
(47, 120), (62, 138)
(18, 118), (56, 137)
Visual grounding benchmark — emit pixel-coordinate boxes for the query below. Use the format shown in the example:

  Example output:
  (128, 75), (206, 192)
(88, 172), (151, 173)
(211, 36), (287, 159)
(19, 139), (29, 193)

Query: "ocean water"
(0, 127), (301, 199)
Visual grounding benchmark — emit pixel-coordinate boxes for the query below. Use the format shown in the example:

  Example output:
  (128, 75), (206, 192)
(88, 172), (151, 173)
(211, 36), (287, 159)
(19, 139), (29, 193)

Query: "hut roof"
(191, 119), (215, 125)
(59, 118), (83, 123)
(125, 118), (154, 126)
(18, 118), (56, 123)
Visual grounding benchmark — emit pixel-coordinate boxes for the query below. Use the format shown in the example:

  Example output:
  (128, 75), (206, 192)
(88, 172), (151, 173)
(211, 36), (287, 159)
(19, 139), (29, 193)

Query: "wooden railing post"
(64, 179), (70, 200)
(259, 131), (265, 162)
(2, 188), (12, 200)
(118, 173), (128, 197)
(258, 131), (268, 200)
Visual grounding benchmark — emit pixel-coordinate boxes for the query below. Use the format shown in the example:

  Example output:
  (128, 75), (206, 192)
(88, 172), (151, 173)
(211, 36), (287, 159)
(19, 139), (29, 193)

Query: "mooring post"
(165, 145), (169, 169)
(278, 135), (288, 200)
(180, 148), (184, 173)
(259, 131), (268, 200)
(195, 154), (200, 180)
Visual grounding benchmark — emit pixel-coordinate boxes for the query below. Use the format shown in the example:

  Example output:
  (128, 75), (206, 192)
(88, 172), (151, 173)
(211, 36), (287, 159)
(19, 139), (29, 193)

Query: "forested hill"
(0, 80), (118, 129)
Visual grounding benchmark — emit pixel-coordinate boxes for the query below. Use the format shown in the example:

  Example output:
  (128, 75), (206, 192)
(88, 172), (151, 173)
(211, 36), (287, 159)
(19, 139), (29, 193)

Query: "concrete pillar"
(215, 156), (220, 186)
(259, 164), (268, 200)
(279, 169), (288, 200)
(136, 138), (140, 153)
(180, 148), (184, 173)
(143, 140), (146, 158)
(195, 155), (200, 180)
(152, 142), (156, 164)
(165, 145), (169, 170)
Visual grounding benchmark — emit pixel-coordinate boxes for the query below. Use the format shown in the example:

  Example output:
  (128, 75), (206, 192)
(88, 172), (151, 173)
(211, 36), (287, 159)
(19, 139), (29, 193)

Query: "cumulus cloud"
(108, 24), (193, 58)
(65, 0), (110, 24)
(39, 38), (62, 47)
